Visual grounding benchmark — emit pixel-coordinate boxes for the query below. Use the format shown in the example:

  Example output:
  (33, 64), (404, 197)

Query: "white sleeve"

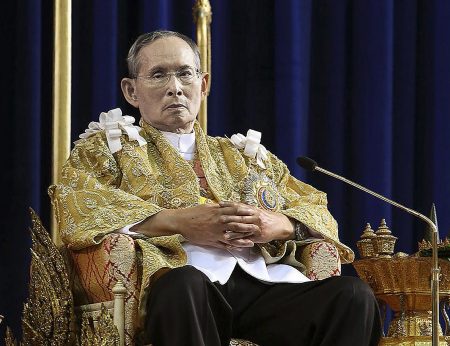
(115, 220), (145, 237)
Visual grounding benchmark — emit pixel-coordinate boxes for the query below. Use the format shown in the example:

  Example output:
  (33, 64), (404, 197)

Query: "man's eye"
(178, 69), (194, 77)
(152, 73), (165, 79)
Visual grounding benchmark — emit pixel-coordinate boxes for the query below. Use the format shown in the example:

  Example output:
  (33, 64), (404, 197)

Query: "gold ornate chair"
(3, 212), (341, 346)
(69, 233), (342, 345)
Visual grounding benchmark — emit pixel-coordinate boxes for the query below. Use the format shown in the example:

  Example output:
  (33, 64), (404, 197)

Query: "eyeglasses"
(134, 66), (202, 88)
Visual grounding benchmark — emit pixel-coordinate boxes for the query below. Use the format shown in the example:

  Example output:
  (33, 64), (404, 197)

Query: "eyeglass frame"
(133, 66), (203, 88)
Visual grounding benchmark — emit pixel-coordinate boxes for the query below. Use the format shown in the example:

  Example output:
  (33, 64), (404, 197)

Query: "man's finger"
(222, 238), (255, 248)
(219, 202), (255, 216)
(227, 238), (255, 247)
(224, 231), (253, 240)
(226, 222), (260, 234)
(219, 214), (258, 224)
(218, 201), (236, 207)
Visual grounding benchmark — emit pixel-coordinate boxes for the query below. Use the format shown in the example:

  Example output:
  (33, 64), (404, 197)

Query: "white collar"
(161, 131), (196, 160)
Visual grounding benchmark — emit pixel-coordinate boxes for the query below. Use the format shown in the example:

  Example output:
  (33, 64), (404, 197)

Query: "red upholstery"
(70, 234), (141, 344)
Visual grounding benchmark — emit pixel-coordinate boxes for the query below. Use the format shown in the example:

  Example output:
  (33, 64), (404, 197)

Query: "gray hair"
(126, 30), (201, 78)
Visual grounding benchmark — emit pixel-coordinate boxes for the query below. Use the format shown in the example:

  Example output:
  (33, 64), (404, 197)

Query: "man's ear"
(121, 78), (139, 107)
(201, 73), (210, 98)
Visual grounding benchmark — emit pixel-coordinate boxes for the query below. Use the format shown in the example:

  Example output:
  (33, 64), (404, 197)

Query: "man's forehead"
(138, 37), (196, 69)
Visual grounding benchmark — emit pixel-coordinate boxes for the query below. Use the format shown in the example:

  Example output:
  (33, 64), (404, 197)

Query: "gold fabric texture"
(49, 119), (354, 319)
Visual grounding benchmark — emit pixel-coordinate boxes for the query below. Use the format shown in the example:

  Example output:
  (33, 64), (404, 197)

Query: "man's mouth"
(165, 103), (186, 110)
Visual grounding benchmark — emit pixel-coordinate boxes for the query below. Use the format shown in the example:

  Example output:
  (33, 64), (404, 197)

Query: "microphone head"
(296, 156), (318, 172)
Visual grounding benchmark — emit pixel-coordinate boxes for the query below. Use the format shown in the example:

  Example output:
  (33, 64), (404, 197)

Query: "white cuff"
(116, 220), (143, 236)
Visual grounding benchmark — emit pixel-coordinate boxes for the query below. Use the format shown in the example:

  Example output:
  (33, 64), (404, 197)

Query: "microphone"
(296, 156), (440, 346)
(296, 156), (317, 172)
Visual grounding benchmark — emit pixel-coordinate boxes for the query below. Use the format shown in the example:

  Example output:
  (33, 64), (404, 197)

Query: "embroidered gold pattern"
(50, 119), (354, 315)
(241, 169), (285, 211)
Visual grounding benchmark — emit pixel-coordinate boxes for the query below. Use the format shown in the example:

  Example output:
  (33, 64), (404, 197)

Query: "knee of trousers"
(149, 265), (212, 306)
(331, 276), (377, 308)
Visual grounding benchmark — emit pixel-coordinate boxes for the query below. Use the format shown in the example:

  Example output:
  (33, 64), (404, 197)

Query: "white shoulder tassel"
(230, 129), (268, 169)
(77, 108), (146, 153)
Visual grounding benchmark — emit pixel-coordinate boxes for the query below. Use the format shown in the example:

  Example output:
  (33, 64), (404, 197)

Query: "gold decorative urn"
(371, 219), (398, 258)
(357, 223), (377, 258)
(353, 219), (450, 346)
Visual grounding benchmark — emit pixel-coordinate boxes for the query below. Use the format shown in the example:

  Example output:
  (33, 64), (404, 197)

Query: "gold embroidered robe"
(49, 120), (354, 319)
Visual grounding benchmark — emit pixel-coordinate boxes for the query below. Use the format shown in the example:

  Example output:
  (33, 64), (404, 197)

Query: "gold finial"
(375, 219), (391, 235)
(372, 219), (398, 258)
(357, 223), (377, 258)
(362, 223), (376, 238)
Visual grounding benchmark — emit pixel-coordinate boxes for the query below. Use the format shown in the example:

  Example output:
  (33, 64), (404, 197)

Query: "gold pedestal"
(380, 336), (449, 346)
(353, 256), (450, 346)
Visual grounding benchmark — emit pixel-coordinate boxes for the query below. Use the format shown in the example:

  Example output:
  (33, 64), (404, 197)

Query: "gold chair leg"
(112, 280), (127, 346)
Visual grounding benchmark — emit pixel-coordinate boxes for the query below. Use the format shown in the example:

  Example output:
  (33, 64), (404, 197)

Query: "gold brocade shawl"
(49, 119), (354, 322)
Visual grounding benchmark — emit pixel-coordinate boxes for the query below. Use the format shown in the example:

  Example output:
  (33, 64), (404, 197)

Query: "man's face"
(123, 36), (208, 133)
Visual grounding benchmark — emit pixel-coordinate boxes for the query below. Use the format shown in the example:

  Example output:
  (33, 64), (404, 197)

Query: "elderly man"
(50, 31), (381, 346)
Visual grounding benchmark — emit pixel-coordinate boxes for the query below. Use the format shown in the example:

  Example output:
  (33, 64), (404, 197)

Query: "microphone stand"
(312, 164), (440, 346)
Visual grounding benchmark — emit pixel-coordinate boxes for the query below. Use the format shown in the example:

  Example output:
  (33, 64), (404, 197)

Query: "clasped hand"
(170, 201), (294, 249)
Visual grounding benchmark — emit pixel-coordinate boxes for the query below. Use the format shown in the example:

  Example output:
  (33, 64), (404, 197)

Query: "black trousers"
(142, 265), (381, 346)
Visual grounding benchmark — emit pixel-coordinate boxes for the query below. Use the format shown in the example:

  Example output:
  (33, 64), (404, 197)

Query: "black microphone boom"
(296, 156), (317, 172)
(296, 156), (440, 346)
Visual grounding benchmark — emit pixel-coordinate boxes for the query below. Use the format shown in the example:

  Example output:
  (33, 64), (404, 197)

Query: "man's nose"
(166, 74), (183, 97)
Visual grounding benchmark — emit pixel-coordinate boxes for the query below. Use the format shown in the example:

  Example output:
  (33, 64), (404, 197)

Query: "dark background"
(1, 0), (449, 341)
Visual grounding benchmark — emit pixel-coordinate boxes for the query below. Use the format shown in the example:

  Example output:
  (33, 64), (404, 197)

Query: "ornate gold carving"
(388, 311), (435, 337)
(21, 208), (76, 345)
(5, 327), (17, 346)
(379, 335), (450, 345)
(357, 223), (377, 258)
(354, 218), (450, 344)
(3, 210), (120, 345)
(354, 257), (450, 309)
(80, 305), (120, 346)
(354, 256), (450, 344)
(418, 238), (450, 252)
(372, 219), (398, 258)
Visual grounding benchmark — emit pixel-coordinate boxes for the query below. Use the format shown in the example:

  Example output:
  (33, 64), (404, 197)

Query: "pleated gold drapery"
(51, 0), (212, 242)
